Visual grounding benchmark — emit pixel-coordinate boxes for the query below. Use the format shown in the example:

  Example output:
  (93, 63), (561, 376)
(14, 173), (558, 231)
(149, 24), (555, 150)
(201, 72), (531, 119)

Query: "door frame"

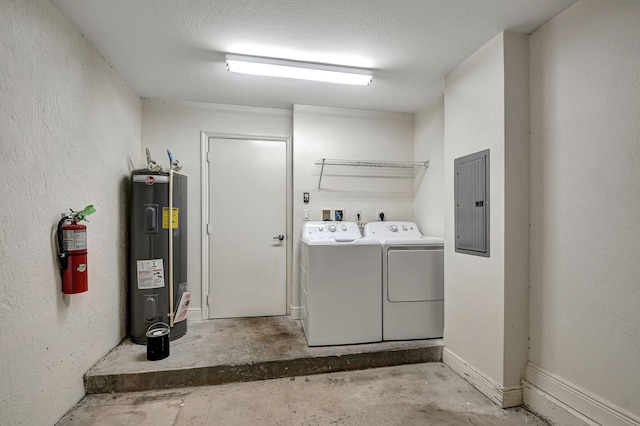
(200, 131), (292, 320)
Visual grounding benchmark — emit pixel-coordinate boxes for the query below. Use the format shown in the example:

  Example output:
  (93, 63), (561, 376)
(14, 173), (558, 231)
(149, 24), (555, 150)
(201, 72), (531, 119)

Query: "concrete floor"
(59, 363), (548, 425)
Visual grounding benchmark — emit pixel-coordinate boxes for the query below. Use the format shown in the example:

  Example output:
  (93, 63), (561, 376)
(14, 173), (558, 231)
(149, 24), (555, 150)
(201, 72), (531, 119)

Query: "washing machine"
(299, 221), (381, 346)
(364, 221), (444, 340)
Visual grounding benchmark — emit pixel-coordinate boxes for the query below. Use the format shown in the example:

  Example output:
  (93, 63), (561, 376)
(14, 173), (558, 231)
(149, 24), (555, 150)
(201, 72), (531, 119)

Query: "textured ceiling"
(50, 0), (576, 113)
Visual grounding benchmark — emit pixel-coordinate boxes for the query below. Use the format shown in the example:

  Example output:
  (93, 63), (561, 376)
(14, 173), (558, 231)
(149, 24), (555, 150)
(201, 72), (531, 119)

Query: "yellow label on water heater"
(162, 207), (179, 229)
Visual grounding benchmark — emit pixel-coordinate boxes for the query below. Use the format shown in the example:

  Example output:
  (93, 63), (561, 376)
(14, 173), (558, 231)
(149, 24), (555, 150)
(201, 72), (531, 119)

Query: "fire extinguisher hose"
(57, 217), (69, 271)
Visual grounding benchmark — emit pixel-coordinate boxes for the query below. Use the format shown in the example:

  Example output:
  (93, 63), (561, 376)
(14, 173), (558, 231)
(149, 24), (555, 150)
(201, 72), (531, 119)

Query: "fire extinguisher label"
(63, 229), (87, 251)
(137, 259), (165, 289)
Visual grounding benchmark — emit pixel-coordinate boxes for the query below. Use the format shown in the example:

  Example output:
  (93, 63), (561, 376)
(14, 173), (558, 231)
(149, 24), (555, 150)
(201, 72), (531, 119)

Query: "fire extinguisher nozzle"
(58, 253), (68, 270)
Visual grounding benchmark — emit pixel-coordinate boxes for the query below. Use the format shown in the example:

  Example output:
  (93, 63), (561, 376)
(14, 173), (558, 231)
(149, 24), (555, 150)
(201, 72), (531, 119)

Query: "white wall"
(442, 32), (530, 407)
(525, 1), (640, 424)
(0, 1), (141, 424)
(443, 32), (506, 390)
(142, 99), (292, 317)
(413, 96), (445, 238)
(503, 32), (531, 399)
(292, 105), (415, 312)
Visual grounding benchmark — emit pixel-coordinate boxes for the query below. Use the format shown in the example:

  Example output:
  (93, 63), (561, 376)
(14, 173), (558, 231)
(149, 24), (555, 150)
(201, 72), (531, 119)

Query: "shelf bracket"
(317, 158), (327, 190)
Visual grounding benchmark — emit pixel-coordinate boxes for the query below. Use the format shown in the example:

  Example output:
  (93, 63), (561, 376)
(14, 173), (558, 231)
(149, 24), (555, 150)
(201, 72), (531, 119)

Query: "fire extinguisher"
(57, 205), (96, 294)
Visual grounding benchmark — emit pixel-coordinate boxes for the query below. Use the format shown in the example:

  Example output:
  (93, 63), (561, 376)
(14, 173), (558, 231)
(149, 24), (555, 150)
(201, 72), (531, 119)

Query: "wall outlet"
(354, 210), (362, 221)
(303, 209), (309, 221)
(375, 209), (387, 221)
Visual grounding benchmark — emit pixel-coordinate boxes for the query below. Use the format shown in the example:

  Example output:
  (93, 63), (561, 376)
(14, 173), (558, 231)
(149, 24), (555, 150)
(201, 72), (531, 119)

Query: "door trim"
(200, 132), (292, 320)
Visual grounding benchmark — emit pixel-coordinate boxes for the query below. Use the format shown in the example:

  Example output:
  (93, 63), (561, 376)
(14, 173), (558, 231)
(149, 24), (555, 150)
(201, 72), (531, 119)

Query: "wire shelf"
(315, 158), (429, 189)
(314, 159), (427, 168)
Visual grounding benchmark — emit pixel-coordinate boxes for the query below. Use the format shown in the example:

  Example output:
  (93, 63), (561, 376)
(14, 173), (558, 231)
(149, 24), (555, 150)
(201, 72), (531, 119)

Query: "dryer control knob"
(389, 225), (398, 232)
(402, 225), (408, 231)
(319, 226), (324, 231)
(341, 225), (347, 231)
(329, 225), (337, 232)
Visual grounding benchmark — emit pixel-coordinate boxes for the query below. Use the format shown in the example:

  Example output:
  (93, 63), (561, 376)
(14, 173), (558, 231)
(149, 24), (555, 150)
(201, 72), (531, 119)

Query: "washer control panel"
(303, 221), (361, 240)
(363, 221), (422, 239)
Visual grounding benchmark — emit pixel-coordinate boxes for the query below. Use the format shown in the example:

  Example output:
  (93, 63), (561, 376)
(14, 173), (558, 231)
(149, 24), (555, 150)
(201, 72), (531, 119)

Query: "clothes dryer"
(299, 221), (381, 346)
(364, 221), (444, 340)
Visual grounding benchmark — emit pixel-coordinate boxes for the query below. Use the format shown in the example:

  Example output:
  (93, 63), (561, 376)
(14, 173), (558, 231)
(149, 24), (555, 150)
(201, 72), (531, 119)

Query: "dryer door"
(387, 248), (444, 302)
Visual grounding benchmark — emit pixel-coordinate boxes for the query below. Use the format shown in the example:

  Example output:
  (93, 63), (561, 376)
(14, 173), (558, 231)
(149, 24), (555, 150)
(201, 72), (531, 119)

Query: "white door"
(208, 137), (287, 318)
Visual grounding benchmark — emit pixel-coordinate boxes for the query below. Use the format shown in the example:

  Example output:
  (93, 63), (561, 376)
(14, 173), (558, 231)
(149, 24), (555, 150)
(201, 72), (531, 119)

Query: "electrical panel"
(454, 149), (490, 257)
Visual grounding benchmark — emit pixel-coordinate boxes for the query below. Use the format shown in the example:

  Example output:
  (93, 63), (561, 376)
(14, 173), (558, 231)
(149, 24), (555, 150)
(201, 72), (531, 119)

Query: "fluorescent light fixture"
(225, 54), (373, 86)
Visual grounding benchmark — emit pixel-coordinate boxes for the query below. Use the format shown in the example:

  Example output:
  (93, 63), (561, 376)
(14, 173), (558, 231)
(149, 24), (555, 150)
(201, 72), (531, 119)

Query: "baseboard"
(443, 348), (522, 408)
(187, 307), (202, 322)
(524, 362), (640, 426)
(289, 305), (301, 320)
(523, 380), (596, 426)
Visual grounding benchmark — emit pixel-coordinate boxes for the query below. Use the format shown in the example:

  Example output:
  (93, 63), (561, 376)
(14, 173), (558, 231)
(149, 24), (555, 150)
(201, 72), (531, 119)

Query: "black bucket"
(146, 322), (170, 361)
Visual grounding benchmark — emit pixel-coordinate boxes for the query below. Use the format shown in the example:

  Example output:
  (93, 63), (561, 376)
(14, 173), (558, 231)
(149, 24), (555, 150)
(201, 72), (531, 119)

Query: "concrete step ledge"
(84, 317), (443, 394)
(86, 346), (442, 394)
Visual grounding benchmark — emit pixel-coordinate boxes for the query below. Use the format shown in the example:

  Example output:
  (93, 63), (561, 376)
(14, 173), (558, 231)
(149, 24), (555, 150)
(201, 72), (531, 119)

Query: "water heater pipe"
(168, 168), (175, 327)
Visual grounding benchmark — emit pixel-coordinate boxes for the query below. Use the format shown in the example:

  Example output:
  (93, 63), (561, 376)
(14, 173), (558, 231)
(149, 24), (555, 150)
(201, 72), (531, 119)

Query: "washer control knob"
(389, 225), (398, 232)
(402, 225), (408, 231)
(318, 226), (324, 232)
(341, 225), (347, 231)
(329, 225), (337, 232)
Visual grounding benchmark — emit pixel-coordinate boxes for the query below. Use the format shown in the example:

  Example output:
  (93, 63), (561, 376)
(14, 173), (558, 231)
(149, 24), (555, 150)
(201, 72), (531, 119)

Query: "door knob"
(273, 234), (285, 241)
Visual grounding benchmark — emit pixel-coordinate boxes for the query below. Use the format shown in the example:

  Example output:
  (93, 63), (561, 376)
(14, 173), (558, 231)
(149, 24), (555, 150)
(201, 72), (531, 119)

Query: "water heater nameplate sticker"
(162, 207), (179, 229)
(174, 291), (192, 323)
(137, 259), (165, 289)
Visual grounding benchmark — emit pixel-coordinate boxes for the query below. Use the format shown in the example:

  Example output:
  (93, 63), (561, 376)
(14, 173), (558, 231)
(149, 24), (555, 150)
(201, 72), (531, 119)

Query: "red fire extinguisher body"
(62, 223), (88, 294)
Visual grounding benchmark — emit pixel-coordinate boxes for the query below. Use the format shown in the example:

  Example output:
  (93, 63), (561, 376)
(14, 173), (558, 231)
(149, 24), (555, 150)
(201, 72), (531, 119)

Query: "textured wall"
(0, 1), (141, 424)
(528, 0), (640, 421)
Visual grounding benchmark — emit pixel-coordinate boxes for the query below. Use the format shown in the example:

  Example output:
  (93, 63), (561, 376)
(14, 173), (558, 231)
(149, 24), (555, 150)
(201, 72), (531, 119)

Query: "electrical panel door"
(454, 149), (490, 257)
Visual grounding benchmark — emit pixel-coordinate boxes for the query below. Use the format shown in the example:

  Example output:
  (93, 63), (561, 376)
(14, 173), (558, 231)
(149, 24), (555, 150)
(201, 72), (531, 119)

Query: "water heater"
(130, 169), (188, 344)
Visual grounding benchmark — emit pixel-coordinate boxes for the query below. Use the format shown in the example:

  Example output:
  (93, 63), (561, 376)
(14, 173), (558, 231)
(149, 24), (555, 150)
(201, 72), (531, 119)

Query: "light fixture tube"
(225, 54), (373, 86)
